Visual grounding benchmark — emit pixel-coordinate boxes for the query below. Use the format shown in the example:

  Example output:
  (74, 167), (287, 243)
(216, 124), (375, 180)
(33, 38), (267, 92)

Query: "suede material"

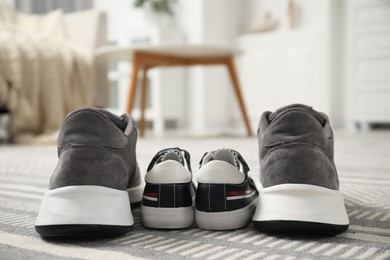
(267, 104), (326, 126)
(263, 111), (329, 149)
(258, 104), (339, 190)
(127, 163), (142, 189)
(58, 109), (127, 149)
(261, 144), (338, 189)
(49, 146), (129, 190)
(118, 128), (140, 188)
(49, 108), (140, 191)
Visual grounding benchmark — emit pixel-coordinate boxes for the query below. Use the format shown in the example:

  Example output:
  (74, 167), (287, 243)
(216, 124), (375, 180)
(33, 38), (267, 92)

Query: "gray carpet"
(0, 132), (389, 259)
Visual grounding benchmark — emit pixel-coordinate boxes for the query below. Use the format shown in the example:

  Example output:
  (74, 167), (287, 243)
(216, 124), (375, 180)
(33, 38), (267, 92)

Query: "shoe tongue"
(147, 148), (188, 172)
(156, 149), (184, 166)
(203, 149), (239, 169)
(267, 104), (326, 125)
(161, 150), (182, 164)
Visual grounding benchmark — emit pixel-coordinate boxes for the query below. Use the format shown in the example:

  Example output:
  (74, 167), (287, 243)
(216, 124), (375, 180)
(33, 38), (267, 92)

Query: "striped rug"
(0, 132), (389, 259)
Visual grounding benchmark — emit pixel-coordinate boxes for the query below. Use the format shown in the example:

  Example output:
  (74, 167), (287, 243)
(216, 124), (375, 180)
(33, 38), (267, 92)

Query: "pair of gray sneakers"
(35, 104), (349, 237)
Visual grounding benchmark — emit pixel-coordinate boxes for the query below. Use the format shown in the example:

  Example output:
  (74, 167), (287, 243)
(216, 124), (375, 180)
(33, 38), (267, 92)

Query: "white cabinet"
(346, 0), (390, 128)
(237, 31), (330, 130)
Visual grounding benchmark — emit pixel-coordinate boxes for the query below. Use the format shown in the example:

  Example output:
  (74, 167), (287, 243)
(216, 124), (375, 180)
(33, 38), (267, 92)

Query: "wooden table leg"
(126, 55), (140, 114)
(225, 56), (253, 136)
(139, 66), (149, 137)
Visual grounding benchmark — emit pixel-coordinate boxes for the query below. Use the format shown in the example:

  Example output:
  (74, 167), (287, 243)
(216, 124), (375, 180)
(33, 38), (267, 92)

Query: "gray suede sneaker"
(35, 108), (143, 237)
(252, 104), (349, 235)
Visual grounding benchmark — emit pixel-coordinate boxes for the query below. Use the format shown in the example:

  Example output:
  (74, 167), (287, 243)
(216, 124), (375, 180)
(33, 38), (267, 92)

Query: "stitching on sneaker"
(208, 184), (211, 212)
(224, 184), (227, 211)
(230, 150), (241, 169)
(173, 183), (176, 208)
(158, 184), (161, 208)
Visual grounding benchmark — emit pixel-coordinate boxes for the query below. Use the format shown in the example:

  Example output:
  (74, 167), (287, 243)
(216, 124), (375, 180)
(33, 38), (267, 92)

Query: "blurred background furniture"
(96, 28), (185, 137)
(64, 8), (108, 107)
(0, 2), (107, 143)
(96, 44), (253, 137)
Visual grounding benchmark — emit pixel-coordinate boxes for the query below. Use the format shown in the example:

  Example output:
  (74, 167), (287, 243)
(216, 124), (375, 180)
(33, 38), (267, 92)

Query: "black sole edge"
(131, 201), (142, 209)
(253, 220), (349, 236)
(35, 224), (133, 238)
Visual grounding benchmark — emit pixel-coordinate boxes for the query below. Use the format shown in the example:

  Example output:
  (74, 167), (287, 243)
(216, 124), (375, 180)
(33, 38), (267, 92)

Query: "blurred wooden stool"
(96, 45), (253, 137)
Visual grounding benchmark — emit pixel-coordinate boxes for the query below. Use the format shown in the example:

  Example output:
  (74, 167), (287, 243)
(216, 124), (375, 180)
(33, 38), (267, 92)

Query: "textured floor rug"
(0, 132), (389, 259)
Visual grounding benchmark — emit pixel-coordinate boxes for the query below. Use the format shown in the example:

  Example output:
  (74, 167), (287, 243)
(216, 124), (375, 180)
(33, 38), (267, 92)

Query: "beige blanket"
(0, 3), (93, 144)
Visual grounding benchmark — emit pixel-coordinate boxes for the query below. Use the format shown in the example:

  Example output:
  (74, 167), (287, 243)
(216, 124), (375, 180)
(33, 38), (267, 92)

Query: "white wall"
(93, 0), (148, 45)
(5, 0), (14, 6)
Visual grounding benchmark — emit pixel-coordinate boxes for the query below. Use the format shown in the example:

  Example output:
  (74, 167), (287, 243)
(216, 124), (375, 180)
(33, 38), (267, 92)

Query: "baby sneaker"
(142, 147), (195, 229)
(195, 148), (258, 230)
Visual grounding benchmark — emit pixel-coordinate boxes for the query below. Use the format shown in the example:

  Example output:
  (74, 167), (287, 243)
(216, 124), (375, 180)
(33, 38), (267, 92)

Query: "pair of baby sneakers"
(142, 147), (258, 230)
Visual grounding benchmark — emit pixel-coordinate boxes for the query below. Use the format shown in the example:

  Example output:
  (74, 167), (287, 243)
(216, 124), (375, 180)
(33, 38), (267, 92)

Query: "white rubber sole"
(35, 185), (133, 227)
(127, 182), (144, 205)
(252, 184), (349, 226)
(195, 198), (258, 230)
(141, 206), (194, 229)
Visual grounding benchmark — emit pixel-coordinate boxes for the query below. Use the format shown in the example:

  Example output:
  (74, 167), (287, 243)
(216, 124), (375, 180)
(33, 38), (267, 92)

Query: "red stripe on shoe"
(226, 190), (251, 196)
(144, 192), (158, 197)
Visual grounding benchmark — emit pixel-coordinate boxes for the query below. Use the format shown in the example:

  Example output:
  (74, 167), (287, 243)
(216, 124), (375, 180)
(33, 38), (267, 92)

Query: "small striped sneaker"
(195, 149), (258, 230)
(141, 148), (195, 229)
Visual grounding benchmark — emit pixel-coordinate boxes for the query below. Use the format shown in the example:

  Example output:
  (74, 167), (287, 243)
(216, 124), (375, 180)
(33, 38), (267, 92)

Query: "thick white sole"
(195, 198), (258, 230)
(35, 185), (133, 227)
(252, 184), (349, 233)
(127, 182), (144, 205)
(141, 206), (194, 229)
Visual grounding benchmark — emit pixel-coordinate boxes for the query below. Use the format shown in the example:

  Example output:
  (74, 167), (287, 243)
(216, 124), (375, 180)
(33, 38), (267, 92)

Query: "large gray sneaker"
(252, 104), (349, 235)
(35, 108), (143, 237)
